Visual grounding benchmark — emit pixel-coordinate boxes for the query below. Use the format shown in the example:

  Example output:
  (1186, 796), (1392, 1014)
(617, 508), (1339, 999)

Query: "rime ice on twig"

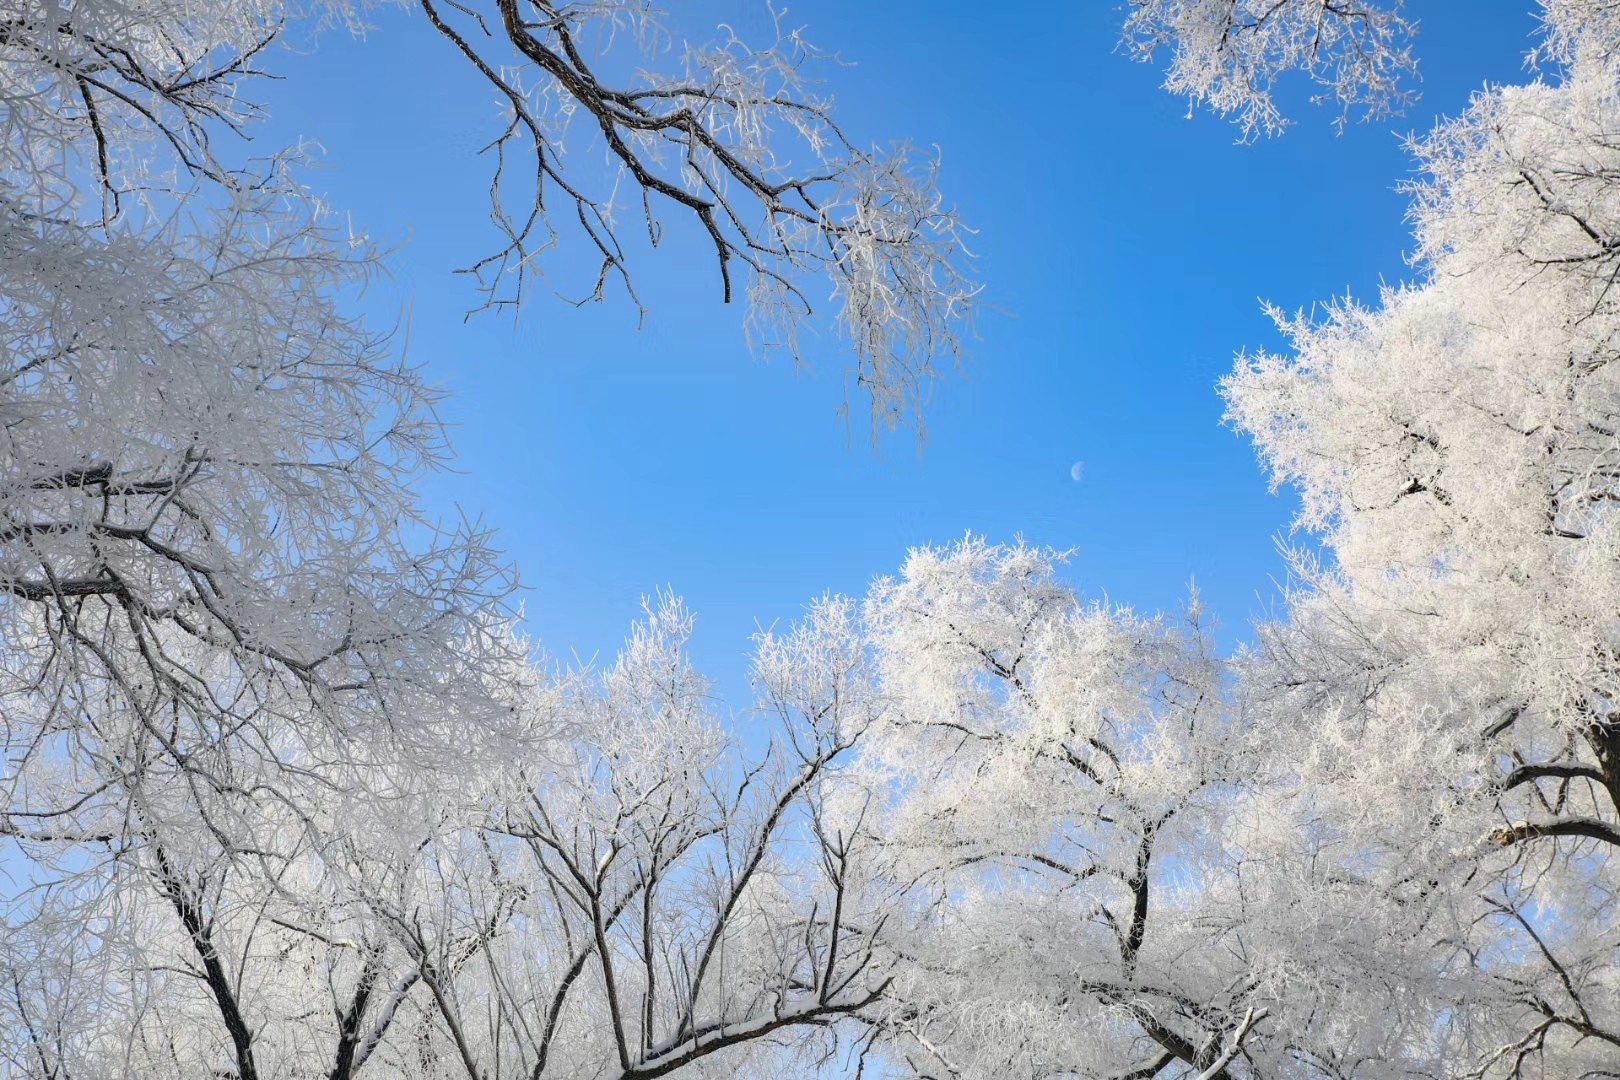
(418, 0), (980, 434)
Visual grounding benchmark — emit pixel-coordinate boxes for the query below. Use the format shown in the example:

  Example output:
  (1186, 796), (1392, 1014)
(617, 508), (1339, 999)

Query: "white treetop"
(1122, 0), (1416, 138)
(848, 539), (1263, 1079)
(1219, 4), (1620, 1075)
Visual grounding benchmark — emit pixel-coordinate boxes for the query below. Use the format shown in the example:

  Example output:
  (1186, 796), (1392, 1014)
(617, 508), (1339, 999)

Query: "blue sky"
(261, 1), (1543, 702)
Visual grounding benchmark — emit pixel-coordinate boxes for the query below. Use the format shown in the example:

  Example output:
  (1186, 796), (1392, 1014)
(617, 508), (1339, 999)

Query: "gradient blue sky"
(261, 2), (1543, 701)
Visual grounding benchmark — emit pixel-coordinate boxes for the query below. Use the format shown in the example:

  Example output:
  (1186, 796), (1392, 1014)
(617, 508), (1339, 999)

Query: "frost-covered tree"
(1219, 5), (1620, 1075)
(0, 3), (968, 1077)
(0, 9), (528, 1075)
(848, 544), (1263, 1075)
(829, 539), (1271, 1079)
(0, 592), (893, 1079)
(1122, 0), (1416, 137)
(363, 595), (891, 1080)
(2, 1), (978, 431)
(822, 7), (1620, 1079)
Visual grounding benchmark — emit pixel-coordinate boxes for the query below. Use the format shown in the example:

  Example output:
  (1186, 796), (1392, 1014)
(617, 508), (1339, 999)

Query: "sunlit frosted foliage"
(1224, 5), (1620, 1073)
(845, 539), (1276, 1079)
(310, 595), (891, 1080)
(0, 0), (377, 215)
(1122, 0), (1416, 138)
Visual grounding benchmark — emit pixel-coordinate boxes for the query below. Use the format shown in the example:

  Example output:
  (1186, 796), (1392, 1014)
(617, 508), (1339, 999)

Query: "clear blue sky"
(260, 1), (1542, 703)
